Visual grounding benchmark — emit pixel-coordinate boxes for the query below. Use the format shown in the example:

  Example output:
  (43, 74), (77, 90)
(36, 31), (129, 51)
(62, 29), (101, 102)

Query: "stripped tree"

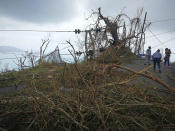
(84, 8), (150, 60)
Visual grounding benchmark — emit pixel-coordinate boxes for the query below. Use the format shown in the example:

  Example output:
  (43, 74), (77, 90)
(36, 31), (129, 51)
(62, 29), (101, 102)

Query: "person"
(164, 48), (171, 66)
(145, 46), (151, 65)
(152, 49), (162, 73)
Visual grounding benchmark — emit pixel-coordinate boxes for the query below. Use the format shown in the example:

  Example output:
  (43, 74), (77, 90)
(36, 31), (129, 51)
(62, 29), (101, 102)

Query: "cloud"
(79, 0), (131, 17)
(145, 0), (175, 33)
(81, 0), (175, 31)
(0, 0), (78, 24)
(0, 14), (87, 52)
(0, 0), (175, 58)
(1, 0), (175, 29)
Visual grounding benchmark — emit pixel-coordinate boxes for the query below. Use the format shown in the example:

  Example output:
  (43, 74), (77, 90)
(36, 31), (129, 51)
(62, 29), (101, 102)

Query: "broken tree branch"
(103, 64), (175, 92)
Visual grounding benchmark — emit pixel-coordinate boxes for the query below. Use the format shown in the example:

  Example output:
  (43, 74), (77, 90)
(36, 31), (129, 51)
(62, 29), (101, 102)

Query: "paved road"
(171, 63), (175, 77)
(0, 85), (24, 95)
(123, 59), (175, 89)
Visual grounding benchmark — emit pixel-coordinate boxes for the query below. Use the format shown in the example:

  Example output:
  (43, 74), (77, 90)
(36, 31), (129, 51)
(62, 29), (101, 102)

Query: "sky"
(0, 0), (175, 61)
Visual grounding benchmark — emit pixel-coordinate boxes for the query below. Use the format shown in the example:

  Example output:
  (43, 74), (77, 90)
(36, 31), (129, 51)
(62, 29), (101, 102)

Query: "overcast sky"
(0, 0), (175, 60)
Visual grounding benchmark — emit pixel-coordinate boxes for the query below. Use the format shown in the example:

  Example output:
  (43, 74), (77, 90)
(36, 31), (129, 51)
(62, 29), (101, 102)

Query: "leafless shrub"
(39, 38), (50, 64)
(14, 51), (38, 70)
(26, 51), (37, 68)
(14, 55), (27, 70)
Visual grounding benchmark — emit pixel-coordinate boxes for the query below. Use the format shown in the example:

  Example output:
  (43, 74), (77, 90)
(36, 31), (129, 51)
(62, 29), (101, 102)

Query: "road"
(171, 63), (175, 77)
(123, 58), (175, 89)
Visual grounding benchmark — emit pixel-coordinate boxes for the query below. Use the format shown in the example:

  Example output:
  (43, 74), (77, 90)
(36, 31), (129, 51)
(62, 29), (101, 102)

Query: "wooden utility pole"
(122, 22), (126, 47)
(89, 31), (95, 59)
(56, 46), (62, 63)
(134, 18), (139, 54)
(143, 33), (145, 54)
(84, 31), (88, 61)
(138, 12), (147, 54)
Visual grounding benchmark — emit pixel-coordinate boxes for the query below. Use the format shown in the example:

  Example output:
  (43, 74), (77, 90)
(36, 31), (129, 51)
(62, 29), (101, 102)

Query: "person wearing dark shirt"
(164, 48), (171, 66)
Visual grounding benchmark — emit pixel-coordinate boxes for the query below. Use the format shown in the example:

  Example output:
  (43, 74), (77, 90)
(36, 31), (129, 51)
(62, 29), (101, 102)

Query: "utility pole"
(89, 31), (95, 59)
(138, 12), (147, 54)
(84, 31), (88, 61)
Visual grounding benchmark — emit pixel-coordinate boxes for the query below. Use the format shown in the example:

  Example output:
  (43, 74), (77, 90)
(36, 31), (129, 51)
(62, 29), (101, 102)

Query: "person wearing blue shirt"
(152, 49), (162, 73)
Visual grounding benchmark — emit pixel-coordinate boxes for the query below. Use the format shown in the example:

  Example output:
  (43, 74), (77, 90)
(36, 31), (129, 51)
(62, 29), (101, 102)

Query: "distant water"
(0, 52), (21, 71)
(0, 51), (174, 72)
(0, 52), (76, 72)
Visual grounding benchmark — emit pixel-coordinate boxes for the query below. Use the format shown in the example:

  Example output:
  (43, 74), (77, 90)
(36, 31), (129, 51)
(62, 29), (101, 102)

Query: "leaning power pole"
(138, 12), (147, 54)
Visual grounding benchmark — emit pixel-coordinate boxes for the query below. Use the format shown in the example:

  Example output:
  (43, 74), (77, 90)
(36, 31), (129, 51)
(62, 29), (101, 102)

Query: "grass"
(0, 53), (175, 131)
(0, 71), (21, 88)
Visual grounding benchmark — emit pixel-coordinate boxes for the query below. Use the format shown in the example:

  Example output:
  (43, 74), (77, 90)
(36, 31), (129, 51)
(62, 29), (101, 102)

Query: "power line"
(0, 57), (17, 60)
(148, 28), (175, 48)
(57, 42), (69, 44)
(0, 18), (174, 33)
(157, 37), (175, 47)
(0, 29), (76, 33)
(1, 27), (175, 40)
(0, 53), (72, 61)
(149, 18), (175, 24)
(146, 29), (175, 38)
(148, 28), (164, 46)
(59, 46), (71, 51)
(153, 38), (175, 48)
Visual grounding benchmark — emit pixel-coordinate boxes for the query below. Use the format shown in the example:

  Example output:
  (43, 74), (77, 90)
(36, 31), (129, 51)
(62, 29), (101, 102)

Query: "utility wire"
(1, 27), (175, 40)
(0, 29), (76, 33)
(0, 57), (17, 60)
(149, 18), (175, 24)
(59, 46), (71, 51)
(0, 53), (71, 61)
(146, 29), (175, 38)
(0, 18), (174, 33)
(148, 28), (163, 45)
(148, 28), (175, 48)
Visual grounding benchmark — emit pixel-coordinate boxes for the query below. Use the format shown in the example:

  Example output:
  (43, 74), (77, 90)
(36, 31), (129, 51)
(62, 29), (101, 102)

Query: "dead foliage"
(0, 59), (175, 131)
(0, 8), (175, 131)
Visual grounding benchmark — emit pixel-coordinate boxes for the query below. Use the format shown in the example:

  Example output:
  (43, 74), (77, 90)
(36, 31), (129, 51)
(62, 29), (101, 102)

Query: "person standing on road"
(164, 48), (171, 66)
(152, 49), (162, 73)
(145, 46), (151, 65)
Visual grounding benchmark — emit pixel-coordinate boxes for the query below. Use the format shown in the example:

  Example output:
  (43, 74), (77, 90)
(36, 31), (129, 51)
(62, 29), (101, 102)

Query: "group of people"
(145, 46), (171, 73)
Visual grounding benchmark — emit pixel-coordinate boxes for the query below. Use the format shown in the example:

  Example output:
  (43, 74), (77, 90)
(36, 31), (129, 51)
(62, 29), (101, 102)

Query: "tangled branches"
(85, 8), (150, 60)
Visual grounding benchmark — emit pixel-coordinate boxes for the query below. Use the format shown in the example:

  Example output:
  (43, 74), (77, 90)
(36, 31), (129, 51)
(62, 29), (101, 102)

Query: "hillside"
(0, 56), (175, 130)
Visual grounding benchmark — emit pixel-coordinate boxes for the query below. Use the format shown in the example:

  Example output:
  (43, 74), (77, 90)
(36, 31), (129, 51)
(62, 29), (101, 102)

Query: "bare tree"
(39, 38), (50, 64)
(84, 7), (150, 60)
(25, 51), (37, 68)
(14, 56), (27, 70)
